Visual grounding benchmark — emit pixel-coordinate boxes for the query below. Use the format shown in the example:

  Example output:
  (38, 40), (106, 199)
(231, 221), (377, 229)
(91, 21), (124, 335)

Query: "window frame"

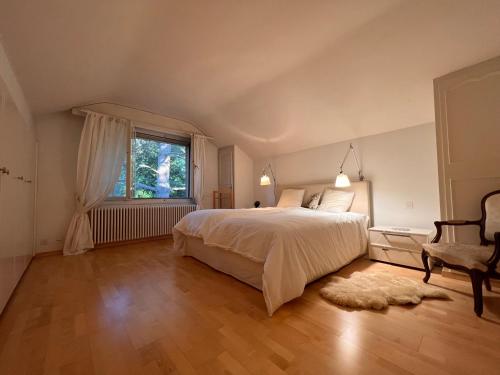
(107, 128), (192, 203)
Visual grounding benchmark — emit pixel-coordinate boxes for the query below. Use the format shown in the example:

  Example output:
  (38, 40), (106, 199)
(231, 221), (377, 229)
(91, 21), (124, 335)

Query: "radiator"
(90, 204), (197, 245)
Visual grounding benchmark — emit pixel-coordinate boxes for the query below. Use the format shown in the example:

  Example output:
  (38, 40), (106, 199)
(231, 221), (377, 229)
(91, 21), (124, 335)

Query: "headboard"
(276, 180), (372, 224)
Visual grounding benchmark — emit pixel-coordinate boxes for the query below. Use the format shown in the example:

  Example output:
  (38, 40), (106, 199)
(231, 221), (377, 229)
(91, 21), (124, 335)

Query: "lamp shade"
(260, 174), (271, 186)
(335, 172), (351, 187)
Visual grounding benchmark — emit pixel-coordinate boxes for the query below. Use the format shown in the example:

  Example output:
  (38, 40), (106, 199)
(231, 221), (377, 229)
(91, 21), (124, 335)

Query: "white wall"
(35, 112), (82, 253)
(35, 111), (219, 252)
(255, 123), (440, 229)
(0, 43), (33, 128)
(233, 145), (254, 208)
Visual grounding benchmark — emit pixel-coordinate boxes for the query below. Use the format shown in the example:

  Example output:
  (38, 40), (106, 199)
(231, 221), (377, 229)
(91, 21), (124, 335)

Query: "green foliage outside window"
(110, 135), (188, 199)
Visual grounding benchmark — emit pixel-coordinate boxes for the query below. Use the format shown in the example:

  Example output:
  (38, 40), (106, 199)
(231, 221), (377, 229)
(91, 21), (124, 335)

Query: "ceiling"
(1, 0), (500, 157)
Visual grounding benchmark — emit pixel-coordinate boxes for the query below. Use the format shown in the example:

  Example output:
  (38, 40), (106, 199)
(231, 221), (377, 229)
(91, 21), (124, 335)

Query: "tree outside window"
(110, 131), (190, 199)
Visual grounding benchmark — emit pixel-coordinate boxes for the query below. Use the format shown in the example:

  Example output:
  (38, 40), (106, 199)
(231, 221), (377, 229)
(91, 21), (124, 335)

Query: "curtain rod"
(71, 106), (214, 141)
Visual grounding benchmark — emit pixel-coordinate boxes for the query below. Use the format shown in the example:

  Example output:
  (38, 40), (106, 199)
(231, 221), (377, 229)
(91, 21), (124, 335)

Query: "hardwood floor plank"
(0, 239), (499, 374)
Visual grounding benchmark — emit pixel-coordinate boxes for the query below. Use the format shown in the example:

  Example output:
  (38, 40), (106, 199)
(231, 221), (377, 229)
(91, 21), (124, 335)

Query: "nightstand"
(368, 226), (433, 270)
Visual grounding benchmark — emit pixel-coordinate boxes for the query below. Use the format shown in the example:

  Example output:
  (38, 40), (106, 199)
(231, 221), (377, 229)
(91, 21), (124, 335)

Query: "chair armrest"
(431, 220), (481, 243)
(436, 220), (481, 226)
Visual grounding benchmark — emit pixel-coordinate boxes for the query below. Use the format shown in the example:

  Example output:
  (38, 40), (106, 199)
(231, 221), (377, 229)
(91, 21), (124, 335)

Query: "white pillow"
(318, 189), (355, 212)
(277, 189), (305, 208)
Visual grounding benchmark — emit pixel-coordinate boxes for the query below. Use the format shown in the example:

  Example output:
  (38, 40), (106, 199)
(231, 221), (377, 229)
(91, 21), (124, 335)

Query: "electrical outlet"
(405, 200), (414, 209)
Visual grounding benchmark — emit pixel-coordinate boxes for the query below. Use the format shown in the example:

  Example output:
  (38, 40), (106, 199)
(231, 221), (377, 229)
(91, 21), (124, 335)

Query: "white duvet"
(173, 207), (368, 316)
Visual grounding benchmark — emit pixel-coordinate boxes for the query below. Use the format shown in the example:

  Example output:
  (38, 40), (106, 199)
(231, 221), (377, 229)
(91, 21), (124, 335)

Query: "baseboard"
(442, 267), (500, 286)
(34, 249), (63, 258)
(441, 267), (467, 279)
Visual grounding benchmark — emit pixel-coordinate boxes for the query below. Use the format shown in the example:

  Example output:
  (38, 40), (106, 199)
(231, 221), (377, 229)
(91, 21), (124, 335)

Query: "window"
(109, 129), (191, 200)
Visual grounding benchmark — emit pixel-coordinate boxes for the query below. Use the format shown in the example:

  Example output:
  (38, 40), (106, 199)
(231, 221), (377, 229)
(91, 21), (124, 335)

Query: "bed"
(173, 181), (371, 316)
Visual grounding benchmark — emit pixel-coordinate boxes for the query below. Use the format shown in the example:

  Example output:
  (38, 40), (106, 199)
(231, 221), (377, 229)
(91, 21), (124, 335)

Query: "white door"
(434, 55), (500, 243)
(0, 76), (36, 313)
(218, 146), (234, 208)
(0, 81), (14, 313)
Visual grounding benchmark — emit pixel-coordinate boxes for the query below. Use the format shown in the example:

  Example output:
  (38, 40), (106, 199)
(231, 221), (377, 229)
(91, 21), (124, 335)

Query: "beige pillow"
(306, 192), (321, 209)
(277, 189), (305, 208)
(318, 189), (355, 212)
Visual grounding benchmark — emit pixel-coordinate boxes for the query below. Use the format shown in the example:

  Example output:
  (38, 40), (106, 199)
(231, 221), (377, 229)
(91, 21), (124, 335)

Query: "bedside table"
(368, 226), (433, 270)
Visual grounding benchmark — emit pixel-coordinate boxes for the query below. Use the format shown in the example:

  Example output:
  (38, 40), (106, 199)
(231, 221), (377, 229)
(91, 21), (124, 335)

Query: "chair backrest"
(480, 190), (500, 244)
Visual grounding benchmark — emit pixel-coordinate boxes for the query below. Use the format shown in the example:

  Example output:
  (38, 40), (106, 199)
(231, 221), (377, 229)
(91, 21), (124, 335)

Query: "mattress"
(174, 207), (368, 315)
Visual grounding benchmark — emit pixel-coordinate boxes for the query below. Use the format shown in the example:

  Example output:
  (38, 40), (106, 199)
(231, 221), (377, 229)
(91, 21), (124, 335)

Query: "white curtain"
(63, 112), (129, 255)
(192, 134), (206, 209)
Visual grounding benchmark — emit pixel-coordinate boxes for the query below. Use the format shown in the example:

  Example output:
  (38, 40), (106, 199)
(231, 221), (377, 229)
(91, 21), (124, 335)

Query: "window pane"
(109, 159), (127, 198)
(133, 136), (188, 199)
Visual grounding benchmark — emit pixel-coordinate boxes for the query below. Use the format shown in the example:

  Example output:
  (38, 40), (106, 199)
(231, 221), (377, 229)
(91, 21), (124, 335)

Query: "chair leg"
(484, 275), (492, 291)
(422, 250), (431, 283)
(470, 270), (484, 317)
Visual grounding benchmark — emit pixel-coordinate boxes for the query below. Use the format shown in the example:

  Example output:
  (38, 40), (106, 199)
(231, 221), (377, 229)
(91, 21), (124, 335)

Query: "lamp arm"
(266, 164), (276, 183)
(339, 146), (351, 172)
(339, 143), (364, 181)
(266, 163), (277, 204)
(350, 145), (364, 181)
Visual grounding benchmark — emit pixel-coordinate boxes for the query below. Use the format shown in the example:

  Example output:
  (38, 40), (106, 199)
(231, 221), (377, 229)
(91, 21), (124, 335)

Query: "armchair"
(422, 190), (500, 317)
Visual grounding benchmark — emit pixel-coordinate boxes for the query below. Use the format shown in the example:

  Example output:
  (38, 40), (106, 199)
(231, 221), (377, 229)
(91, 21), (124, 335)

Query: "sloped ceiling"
(1, 0), (500, 157)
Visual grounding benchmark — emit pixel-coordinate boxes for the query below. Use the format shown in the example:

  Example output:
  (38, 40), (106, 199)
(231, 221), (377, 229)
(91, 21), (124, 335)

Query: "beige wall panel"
(446, 73), (500, 164)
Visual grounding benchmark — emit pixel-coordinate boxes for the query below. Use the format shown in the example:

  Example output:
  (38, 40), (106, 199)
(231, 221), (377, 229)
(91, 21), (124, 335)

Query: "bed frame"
(182, 180), (372, 295)
(277, 180), (372, 225)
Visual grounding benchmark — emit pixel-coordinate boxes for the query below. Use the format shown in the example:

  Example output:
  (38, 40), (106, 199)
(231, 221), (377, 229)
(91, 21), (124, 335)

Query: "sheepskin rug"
(320, 272), (449, 310)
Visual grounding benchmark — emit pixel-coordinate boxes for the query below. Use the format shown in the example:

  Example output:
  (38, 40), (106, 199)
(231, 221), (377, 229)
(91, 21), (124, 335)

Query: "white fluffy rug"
(320, 272), (449, 310)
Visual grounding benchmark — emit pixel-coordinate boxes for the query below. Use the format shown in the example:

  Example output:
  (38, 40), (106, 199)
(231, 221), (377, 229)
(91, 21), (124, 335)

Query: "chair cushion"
(422, 243), (495, 272)
(485, 194), (500, 241)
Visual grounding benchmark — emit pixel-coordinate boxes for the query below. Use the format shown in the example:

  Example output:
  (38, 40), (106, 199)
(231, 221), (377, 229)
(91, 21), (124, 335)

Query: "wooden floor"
(1, 240), (499, 375)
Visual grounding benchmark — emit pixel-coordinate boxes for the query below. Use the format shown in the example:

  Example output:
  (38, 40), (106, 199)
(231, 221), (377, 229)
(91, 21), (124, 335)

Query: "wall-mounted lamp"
(260, 174), (271, 186)
(335, 143), (364, 187)
(260, 163), (277, 204)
